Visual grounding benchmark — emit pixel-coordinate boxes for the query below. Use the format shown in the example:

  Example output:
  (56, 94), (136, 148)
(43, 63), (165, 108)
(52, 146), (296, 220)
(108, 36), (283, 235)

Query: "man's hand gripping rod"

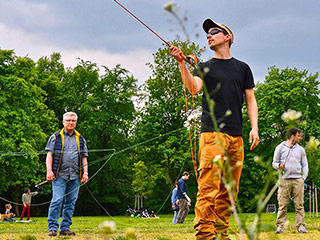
(113, 0), (199, 65)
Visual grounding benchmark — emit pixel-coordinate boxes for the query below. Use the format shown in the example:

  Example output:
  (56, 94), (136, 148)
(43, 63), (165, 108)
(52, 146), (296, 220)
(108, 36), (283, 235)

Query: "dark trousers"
(176, 198), (189, 223)
(21, 205), (31, 220)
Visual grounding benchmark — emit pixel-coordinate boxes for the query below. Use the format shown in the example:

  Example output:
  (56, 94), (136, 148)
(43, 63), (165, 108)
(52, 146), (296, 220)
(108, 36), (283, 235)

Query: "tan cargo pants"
(194, 132), (244, 240)
(276, 178), (305, 229)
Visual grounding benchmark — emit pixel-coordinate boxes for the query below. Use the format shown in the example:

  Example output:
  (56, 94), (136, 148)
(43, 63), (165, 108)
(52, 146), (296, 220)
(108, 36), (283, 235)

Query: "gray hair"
(63, 112), (78, 120)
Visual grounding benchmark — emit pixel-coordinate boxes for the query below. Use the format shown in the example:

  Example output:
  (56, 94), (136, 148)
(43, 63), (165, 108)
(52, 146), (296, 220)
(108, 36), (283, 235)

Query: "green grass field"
(0, 213), (319, 240)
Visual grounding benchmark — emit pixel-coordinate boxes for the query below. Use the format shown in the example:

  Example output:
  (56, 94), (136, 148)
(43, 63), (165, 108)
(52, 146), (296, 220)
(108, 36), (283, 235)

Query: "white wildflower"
(219, 123), (225, 130)
(125, 227), (137, 240)
(306, 136), (320, 150)
(98, 221), (116, 234)
(225, 110), (232, 117)
(235, 161), (243, 167)
(281, 109), (302, 123)
(212, 155), (221, 162)
(163, 2), (176, 12)
(204, 67), (210, 74)
(253, 156), (261, 162)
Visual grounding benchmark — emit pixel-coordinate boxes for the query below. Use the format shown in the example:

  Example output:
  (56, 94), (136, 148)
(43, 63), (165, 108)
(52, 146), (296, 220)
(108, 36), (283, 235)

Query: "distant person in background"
(150, 210), (159, 218)
(2, 204), (16, 222)
(176, 171), (191, 223)
(20, 188), (38, 221)
(5, 204), (14, 216)
(171, 182), (179, 224)
(142, 209), (149, 218)
(272, 127), (308, 234)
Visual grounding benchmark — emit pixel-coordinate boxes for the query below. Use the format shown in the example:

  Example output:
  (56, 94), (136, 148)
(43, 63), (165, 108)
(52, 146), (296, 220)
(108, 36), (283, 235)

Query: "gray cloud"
(0, 0), (319, 84)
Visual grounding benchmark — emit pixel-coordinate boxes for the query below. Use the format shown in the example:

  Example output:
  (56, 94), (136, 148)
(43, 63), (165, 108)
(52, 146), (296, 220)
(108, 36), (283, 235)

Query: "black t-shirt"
(193, 57), (255, 136)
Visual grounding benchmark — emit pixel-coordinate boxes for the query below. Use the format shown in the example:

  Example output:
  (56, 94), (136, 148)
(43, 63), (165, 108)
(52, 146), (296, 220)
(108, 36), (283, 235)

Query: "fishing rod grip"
(35, 180), (48, 187)
(182, 55), (191, 64)
(183, 54), (199, 65)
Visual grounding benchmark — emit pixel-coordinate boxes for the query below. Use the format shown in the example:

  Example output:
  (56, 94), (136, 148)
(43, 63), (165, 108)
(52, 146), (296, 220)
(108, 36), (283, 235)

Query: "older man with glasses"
(45, 112), (89, 237)
(170, 18), (259, 240)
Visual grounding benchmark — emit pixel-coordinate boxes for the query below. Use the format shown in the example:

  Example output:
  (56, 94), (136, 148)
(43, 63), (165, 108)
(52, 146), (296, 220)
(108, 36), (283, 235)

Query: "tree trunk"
(14, 186), (21, 216)
(316, 185), (318, 217)
(134, 194), (143, 211)
(312, 181), (315, 218)
(309, 186), (311, 217)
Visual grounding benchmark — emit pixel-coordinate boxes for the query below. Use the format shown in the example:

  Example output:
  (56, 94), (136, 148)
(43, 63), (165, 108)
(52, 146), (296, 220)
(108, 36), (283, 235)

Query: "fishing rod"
(113, 0), (199, 65)
(35, 180), (48, 189)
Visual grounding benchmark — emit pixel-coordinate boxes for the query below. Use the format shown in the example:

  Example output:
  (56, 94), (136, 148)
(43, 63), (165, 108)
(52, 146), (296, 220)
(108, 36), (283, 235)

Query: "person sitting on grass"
(2, 204), (16, 222)
(142, 209), (150, 218)
(150, 210), (159, 218)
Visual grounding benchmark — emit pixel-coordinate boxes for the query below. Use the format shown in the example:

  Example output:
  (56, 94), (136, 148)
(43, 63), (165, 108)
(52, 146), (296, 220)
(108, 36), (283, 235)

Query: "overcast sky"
(0, 0), (319, 85)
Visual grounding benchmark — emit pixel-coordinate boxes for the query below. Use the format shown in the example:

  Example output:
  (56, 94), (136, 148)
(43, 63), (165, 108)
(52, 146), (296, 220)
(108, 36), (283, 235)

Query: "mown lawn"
(0, 213), (320, 239)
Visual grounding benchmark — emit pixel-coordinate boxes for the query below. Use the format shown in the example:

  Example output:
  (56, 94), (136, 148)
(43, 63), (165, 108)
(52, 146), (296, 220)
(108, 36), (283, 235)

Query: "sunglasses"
(208, 28), (228, 36)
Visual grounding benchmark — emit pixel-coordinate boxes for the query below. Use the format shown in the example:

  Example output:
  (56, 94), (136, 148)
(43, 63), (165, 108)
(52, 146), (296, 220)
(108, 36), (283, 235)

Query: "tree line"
(0, 40), (319, 216)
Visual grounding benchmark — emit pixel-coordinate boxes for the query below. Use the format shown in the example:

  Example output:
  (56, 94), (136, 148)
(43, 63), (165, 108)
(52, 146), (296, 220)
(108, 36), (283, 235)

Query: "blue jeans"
(172, 210), (178, 224)
(48, 177), (80, 231)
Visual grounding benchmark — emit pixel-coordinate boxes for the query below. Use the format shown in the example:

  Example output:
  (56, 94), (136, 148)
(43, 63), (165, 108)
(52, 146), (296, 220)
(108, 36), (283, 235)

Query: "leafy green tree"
(80, 64), (138, 215)
(305, 137), (320, 187)
(240, 66), (320, 211)
(132, 161), (156, 196)
(36, 53), (66, 120)
(0, 50), (56, 214)
(52, 60), (139, 215)
(132, 41), (202, 211)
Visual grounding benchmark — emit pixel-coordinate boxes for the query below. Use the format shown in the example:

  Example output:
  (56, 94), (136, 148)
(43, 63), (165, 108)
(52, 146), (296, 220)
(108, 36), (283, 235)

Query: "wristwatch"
(83, 172), (88, 175)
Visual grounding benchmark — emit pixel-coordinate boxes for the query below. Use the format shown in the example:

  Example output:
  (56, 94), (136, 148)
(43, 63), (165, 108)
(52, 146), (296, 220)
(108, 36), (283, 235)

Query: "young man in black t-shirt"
(170, 19), (259, 240)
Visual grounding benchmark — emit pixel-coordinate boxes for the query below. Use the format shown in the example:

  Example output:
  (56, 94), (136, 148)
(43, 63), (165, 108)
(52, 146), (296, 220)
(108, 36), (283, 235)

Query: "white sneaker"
(298, 225), (307, 233)
(275, 227), (282, 234)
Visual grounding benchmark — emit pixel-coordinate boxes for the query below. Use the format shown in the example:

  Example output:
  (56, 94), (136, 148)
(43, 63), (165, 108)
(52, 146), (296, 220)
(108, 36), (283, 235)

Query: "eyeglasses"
(207, 28), (227, 36)
(64, 119), (77, 123)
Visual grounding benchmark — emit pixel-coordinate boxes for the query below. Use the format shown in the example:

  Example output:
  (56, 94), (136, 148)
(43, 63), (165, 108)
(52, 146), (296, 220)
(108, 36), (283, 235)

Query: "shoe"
(59, 229), (76, 236)
(298, 225), (307, 233)
(275, 227), (282, 234)
(48, 230), (57, 237)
